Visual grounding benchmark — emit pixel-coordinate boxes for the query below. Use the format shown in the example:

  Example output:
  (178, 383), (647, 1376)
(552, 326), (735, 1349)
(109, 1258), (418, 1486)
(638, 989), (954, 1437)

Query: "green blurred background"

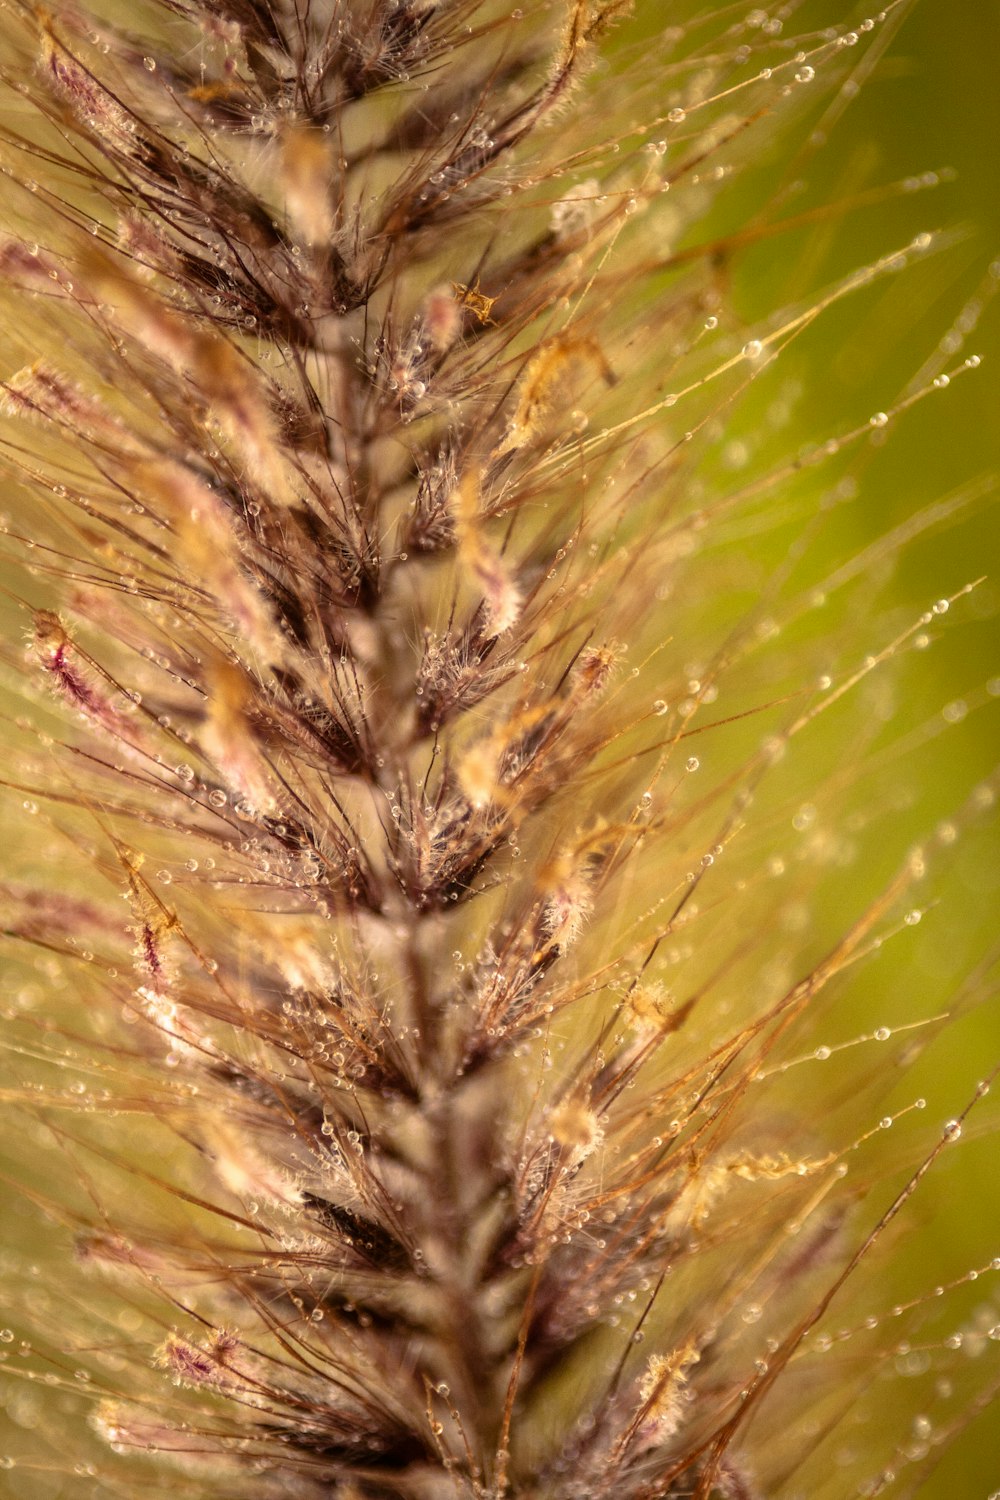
(680, 5), (1000, 1488)
(648, 6), (1000, 1493)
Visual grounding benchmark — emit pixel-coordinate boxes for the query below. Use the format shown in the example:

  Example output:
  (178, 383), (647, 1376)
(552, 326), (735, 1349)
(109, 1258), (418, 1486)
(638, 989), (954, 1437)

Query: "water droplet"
(942, 1120), (962, 1142)
(742, 339), (764, 360)
(795, 65), (815, 83)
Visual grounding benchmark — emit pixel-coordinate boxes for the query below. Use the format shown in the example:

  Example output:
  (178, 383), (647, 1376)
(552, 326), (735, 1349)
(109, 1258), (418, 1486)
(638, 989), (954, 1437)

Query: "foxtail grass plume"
(0, 2), (997, 1498)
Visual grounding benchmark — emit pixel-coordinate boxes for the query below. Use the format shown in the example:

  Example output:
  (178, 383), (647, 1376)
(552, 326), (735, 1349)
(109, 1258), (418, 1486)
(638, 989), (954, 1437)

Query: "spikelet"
(494, 335), (616, 457)
(451, 467), (524, 636)
(279, 125), (338, 249)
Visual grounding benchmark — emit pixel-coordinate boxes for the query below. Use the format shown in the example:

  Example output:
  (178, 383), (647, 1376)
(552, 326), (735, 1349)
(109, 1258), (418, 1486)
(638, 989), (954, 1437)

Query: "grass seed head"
(0, 2), (997, 1498)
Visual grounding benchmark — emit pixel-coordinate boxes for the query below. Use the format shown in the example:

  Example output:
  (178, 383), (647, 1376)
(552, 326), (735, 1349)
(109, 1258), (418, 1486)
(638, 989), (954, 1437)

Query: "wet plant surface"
(0, 3), (997, 1497)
